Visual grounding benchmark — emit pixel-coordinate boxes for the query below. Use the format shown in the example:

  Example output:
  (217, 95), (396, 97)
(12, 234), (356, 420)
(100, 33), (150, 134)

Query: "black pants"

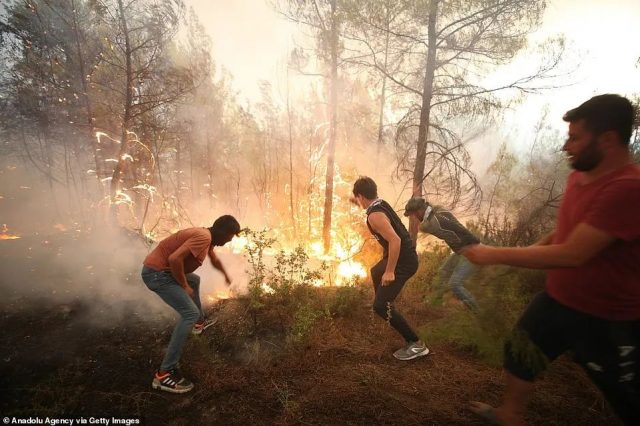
(371, 255), (419, 343)
(504, 291), (640, 425)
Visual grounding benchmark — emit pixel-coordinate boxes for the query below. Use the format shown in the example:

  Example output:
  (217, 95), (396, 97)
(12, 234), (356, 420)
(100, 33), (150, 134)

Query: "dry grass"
(0, 281), (621, 425)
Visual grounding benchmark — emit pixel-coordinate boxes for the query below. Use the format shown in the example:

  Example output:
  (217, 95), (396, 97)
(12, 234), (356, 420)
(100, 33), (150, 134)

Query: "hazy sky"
(187, 0), (640, 161)
(506, 0), (640, 136)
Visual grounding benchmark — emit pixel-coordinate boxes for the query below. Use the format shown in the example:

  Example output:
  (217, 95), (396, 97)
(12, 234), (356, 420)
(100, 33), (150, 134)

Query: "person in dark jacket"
(404, 197), (480, 310)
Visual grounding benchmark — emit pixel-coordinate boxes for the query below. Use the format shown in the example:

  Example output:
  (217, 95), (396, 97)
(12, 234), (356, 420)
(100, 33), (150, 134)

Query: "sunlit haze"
(190, 0), (640, 160)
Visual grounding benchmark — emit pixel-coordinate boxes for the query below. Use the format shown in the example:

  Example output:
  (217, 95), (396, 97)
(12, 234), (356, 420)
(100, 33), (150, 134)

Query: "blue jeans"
(141, 266), (204, 371)
(438, 253), (478, 310)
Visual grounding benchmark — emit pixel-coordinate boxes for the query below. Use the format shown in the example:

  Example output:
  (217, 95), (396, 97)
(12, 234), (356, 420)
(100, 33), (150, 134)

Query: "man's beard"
(571, 137), (603, 171)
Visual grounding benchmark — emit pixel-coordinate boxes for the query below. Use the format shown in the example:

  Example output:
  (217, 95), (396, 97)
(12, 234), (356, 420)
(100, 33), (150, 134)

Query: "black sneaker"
(152, 368), (194, 394)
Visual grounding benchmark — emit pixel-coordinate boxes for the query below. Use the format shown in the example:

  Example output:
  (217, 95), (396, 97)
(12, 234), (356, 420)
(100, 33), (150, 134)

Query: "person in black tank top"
(352, 177), (430, 361)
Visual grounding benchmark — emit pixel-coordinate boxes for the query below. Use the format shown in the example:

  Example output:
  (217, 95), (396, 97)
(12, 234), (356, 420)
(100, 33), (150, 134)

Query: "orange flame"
(0, 224), (20, 240)
(0, 234), (20, 240)
(206, 290), (233, 303)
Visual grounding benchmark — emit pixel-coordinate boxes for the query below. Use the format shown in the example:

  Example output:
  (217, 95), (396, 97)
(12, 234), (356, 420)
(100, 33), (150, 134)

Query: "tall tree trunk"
(41, 125), (61, 217)
(206, 128), (215, 209)
(110, 0), (134, 222)
(409, 0), (439, 241)
(286, 69), (298, 239)
(308, 130), (314, 236)
(483, 162), (506, 239)
(322, 0), (339, 253)
(376, 9), (391, 152)
(70, 0), (100, 189)
(188, 130), (195, 201)
(175, 136), (182, 202)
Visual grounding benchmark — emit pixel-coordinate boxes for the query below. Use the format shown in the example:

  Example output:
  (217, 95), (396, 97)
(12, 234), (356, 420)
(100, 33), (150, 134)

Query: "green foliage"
(243, 227), (329, 344)
(421, 264), (544, 367)
(325, 282), (366, 318)
(478, 130), (568, 246)
(405, 245), (450, 303)
(271, 380), (301, 419)
(505, 328), (550, 377)
(242, 227), (371, 344)
(271, 246), (327, 297)
(288, 303), (323, 344)
(244, 228), (276, 313)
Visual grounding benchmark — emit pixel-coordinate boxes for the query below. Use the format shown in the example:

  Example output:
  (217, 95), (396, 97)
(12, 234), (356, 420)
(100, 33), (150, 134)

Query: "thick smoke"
(0, 162), (249, 325)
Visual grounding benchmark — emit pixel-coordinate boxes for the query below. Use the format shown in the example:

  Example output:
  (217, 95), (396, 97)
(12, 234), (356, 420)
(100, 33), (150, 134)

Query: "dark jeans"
(371, 254), (419, 343)
(505, 291), (640, 425)
(141, 266), (204, 371)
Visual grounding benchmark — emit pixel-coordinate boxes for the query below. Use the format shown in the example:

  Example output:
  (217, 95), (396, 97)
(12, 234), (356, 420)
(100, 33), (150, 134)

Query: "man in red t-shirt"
(464, 94), (640, 425)
(142, 215), (241, 393)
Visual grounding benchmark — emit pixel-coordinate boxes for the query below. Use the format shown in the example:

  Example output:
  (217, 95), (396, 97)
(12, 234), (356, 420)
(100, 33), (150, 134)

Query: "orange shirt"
(143, 228), (211, 274)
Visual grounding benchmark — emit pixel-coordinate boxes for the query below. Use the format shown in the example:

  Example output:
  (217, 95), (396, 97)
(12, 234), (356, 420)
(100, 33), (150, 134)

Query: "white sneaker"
(192, 318), (217, 335)
(393, 341), (430, 361)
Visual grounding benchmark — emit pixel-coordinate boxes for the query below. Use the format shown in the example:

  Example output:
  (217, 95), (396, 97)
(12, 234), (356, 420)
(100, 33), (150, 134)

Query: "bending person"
(142, 215), (241, 393)
(403, 197), (480, 310)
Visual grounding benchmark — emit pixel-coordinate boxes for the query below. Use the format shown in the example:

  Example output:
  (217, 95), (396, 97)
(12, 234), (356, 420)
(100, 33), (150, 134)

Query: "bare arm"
(463, 223), (615, 269)
(534, 231), (555, 246)
(167, 244), (194, 296)
(209, 247), (231, 285)
(368, 211), (401, 285)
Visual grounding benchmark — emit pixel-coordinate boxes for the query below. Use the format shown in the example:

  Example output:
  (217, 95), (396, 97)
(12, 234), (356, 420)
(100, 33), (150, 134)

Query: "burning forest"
(1, 0), (639, 425)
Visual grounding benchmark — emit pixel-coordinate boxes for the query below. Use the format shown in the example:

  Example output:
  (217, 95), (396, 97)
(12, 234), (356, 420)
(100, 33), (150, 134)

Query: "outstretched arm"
(463, 223), (615, 269)
(533, 231), (555, 246)
(209, 247), (232, 285)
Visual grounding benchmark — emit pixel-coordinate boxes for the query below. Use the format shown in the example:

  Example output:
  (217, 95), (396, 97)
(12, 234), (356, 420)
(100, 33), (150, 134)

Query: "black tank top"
(366, 199), (416, 259)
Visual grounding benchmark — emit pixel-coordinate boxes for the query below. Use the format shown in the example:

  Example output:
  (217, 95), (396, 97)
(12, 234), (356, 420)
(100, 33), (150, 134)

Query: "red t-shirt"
(143, 227), (211, 274)
(546, 163), (640, 320)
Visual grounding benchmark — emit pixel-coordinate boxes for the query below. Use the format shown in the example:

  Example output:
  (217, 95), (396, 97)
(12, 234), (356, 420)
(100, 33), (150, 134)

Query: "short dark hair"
(563, 94), (635, 145)
(211, 215), (241, 236)
(353, 176), (377, 199)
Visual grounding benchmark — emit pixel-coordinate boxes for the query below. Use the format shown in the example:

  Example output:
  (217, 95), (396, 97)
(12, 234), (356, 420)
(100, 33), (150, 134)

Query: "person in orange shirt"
(142, 215), (241, 393)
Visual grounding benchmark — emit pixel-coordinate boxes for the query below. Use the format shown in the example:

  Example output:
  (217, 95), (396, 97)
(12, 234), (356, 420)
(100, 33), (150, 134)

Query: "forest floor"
(0, 232), (621, 425)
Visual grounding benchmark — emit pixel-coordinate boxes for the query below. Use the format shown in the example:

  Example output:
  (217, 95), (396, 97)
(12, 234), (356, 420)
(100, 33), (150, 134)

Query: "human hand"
(183, 285), (194, 298)
(381, 271), (395, 286)
(461, 244), (494, 265)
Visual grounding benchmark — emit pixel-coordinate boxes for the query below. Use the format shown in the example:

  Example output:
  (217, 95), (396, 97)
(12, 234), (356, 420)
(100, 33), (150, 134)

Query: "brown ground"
(0, 234), (621, 425)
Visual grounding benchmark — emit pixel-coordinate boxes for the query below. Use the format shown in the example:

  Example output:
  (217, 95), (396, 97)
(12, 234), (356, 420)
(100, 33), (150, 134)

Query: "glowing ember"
(0, 224), (20, 240)
(216, 291), (231, 300)
(206, 290), (232, 303)
(336, 260), (367, 285)
(261, 283), (275, 294)
(95, 131), (121, 144)
(0, 234), (20, 240)
(305, 238), (367, 286)
(113, 190), (132, 206)
(229, 235), (249, 254)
